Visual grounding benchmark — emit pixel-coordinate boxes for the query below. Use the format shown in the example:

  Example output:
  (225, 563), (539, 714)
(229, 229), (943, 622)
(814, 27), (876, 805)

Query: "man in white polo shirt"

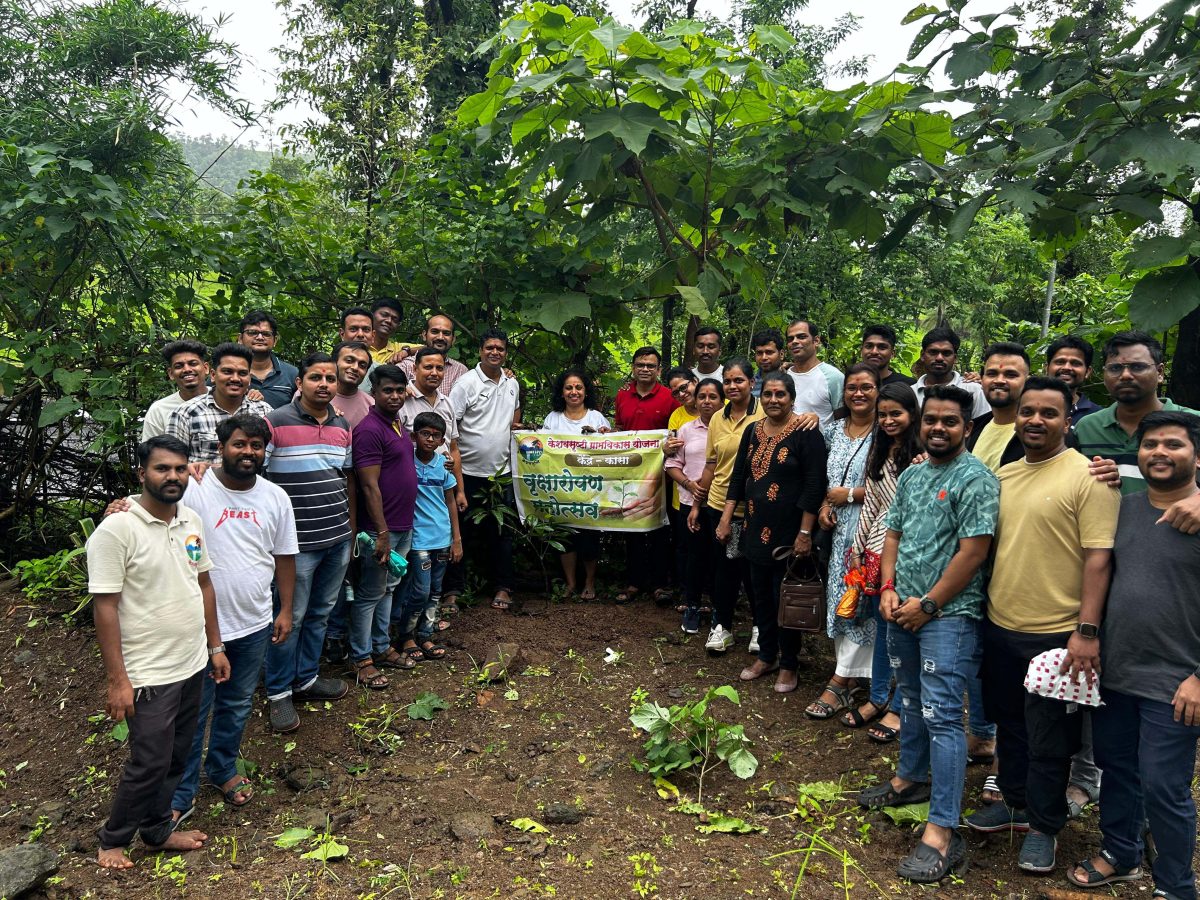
(912, 326), (989, 419)
(449, 326), (522, 610)
(86, 435), (229, 869)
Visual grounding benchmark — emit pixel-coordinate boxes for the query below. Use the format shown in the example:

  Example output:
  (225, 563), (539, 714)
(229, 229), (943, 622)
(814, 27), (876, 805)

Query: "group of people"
(84, 304), (1200, 900)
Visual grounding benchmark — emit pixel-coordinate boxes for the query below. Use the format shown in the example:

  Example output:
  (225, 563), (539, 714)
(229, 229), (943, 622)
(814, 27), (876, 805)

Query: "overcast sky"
(168, 0), (1161, 146)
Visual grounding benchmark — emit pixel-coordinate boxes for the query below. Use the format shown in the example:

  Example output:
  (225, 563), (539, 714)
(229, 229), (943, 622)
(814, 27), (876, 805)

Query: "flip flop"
(491, 594), (512, 610)
(214, 775), (254, 807)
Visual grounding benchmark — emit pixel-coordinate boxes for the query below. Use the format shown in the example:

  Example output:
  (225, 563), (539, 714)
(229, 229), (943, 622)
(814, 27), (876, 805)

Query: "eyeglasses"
(1104, 362), (1154, 376)
(415, 430), (443, 439)
(633, 362), (659, 370)
(242, 329), (274, 339)
(846, 385), (876, 394)
(670, 384), (692, 396)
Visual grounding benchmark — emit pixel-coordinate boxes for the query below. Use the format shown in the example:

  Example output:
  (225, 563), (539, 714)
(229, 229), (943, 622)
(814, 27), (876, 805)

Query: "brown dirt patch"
(0, 588), (1172, 898)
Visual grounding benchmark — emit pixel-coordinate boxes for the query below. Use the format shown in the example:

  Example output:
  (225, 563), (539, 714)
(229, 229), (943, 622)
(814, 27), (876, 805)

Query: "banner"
(511, 430), (668, 532)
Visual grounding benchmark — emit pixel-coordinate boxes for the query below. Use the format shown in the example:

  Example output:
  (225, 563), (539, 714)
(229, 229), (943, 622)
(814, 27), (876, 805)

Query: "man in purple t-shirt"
(349, 364), (417, 688)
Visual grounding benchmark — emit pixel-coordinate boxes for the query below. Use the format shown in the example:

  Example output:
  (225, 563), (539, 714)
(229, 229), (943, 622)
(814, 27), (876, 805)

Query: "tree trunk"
(1169, 305), (1200, 408)
(1041, 259), (1057, 339)
(661, 294), (675, 369)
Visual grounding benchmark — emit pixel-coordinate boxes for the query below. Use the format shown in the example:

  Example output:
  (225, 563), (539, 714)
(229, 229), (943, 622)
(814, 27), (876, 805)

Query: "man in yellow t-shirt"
(966, 377), (1120, 875)
(967, 342), (1030, 473)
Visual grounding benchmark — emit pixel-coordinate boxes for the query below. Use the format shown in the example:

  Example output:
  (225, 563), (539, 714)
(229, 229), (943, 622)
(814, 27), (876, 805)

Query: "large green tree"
(457, 3), (957, 365)
(896, 0), (1200, 404)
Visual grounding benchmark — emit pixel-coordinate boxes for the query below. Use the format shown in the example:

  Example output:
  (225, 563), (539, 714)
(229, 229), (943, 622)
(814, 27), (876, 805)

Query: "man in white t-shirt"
(786, 318), (844, 427)
(691, 326), (724, 384)
(913, 326), (990, 419)
(449, 326), (522, 610)
(141, 340), (209, 441)
(86, 435), (228, 869)
(105, 416), (299, 820)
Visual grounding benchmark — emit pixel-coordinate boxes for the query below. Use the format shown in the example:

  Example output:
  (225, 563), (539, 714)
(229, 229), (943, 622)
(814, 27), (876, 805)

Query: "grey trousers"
(98, 669), (204, 849)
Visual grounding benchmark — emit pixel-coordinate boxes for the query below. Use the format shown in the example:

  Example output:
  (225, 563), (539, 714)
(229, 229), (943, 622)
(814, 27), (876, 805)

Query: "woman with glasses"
(806, 363), (880, 719)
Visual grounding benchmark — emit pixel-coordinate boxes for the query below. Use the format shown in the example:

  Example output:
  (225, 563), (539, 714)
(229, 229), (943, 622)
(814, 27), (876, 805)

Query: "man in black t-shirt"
(1068, 411), (1200, 898)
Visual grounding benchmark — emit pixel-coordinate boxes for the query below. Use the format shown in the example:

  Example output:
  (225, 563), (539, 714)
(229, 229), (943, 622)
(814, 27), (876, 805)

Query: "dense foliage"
(1, 0), (1194, 559)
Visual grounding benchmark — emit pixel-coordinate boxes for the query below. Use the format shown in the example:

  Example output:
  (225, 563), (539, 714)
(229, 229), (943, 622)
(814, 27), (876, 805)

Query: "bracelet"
(881, 579), (895, 592)
(798, 529), (811, 536)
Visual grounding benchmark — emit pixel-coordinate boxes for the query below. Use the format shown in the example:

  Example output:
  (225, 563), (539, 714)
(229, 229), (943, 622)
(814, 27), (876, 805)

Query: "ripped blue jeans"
(887, 615), (979, 829)
(392, 548), (449, 642)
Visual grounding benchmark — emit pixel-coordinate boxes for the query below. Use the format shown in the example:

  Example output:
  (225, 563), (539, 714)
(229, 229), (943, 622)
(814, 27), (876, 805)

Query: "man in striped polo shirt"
(264, 351), (356, 733)
(1075, 332), (1200, 533)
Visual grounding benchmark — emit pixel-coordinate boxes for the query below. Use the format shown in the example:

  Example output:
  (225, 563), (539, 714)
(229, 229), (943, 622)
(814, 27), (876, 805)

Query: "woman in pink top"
(665, 378), (725, 635)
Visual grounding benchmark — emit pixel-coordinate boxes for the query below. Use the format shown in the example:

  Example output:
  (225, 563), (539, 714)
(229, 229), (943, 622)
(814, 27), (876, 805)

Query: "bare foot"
(148, 829), (208, 851)
(97, 847), (134, 869)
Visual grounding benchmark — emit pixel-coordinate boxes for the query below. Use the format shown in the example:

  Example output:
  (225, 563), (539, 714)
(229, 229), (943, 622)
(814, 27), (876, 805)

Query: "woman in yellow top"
(687, 358), (764, 653)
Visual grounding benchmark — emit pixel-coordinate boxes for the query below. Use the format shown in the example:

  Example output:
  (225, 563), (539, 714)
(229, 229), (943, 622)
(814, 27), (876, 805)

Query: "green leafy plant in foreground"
(630, 684), (758, 802)
(273, 826), (349, 863)
(407, 691), (449, 720)
(11, 518), (95, 619)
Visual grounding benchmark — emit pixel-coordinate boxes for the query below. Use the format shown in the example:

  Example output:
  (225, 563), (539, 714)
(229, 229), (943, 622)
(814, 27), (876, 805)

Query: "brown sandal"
(354, 659), (389, 690)
(375, 646), (416, 670)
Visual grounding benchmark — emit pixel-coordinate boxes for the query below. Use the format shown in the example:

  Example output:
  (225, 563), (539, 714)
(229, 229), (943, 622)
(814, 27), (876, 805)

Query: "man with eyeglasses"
(614, 347), (679, 432)
(1075, 331), (1199, 504)
(912, 326), (989, 420)
(237, 311), (298, 410)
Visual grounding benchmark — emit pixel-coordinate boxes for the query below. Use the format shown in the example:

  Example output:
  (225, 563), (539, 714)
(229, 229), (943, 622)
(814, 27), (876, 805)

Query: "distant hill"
(173, 134), (278, 196)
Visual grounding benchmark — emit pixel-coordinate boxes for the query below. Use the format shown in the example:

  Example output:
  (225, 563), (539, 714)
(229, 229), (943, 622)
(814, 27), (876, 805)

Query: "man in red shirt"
(614, 346), (678, 430)
(611, 346), (680, 604)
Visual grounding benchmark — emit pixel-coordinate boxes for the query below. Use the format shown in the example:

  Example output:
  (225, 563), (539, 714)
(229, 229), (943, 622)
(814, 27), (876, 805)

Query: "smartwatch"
(208, 644), (226, 657)
(1076, 623), (1099, 639)
(919, 596), (939, 617)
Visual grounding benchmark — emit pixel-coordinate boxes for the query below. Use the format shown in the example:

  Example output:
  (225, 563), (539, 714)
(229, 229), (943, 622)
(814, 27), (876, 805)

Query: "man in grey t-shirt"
(1070, 411), (1200, 897)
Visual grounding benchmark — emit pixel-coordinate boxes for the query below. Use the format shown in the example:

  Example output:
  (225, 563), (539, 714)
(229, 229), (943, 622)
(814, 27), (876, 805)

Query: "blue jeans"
(888, 615), (979, 828)
(1093, 687), (1200, 900)
(325, 582), (348, 641)
(172, 626), (269, 812)
(394, 548), (449, 642)
(265, 540), (350, 699)
(869, 597), (901, 712)
(967, 619), (996, 739)
(351, 531), (411, 660)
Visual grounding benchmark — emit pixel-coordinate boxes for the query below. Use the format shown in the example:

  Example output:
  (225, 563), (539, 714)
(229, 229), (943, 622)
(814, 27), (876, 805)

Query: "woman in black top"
(723, 370), (827, 694)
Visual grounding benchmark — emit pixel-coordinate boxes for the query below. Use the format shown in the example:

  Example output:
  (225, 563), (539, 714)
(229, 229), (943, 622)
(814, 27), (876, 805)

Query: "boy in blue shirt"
(393, 412), (462, 661)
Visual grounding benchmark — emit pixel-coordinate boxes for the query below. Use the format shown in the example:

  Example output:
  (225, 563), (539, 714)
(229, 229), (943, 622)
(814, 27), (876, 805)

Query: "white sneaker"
(748, 626), (760, 654)
(705, 625), (734, 653)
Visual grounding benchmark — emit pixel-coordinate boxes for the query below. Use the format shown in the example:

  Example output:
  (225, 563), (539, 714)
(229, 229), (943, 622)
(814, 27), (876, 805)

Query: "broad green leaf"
(996, 181), (1048, 214)
(654, 776), (679, 800)
(1129, 265), (1200, 332)
(510, 817), (550, 833)
(407, 690), (449, 720)
(1124, 234), (1195, 272)
(902, 3), (941, 25)
(630, 702), (672, 732)
(881, 802), (930, 825)
(945, 42), (992, 84)
(273, 827), (315, 849)
(697, 814), (765, 834)
(1110, 194), (1164, 225)
(591, 21), (633, 53)
(581, 104), (663, 156)
(107, 720), (128, 742)
(37, 397), (81, 428)
(753, 24), (796, 53)
(708, 684), (740, 704)
(947, 192), (992, 243)
(1116, 123), (1200, 181)
(830, 194), (887, 243)
(52, 368), (87, 394)
(532, 292), (590, 333)
(795, 780), (844, 803)
(722, 745), (759, 780)
(675, 285), (709, 316)
(301, 838), (349, 861)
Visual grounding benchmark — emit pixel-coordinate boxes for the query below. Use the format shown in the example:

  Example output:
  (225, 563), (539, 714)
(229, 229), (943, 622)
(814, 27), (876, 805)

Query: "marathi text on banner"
(510, 430), (668, 532)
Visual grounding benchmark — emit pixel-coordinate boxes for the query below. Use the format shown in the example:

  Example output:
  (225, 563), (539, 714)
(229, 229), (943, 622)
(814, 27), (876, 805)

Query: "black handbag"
(774, 547), (824, 633)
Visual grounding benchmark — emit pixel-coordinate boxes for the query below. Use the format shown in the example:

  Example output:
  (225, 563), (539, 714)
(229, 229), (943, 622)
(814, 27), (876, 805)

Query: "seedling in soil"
(628, 852), (662, 897)
(629, 684), (758, 803)
(349, 704), (407, 753)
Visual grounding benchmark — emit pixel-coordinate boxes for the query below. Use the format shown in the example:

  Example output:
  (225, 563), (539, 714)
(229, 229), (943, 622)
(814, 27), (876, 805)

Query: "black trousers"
(98, 668), (204, 849)
(702, 506), (752, 630)
(623, 527), (668, 593)
(749, 557), (803, 669)
(981, 620), (1084, 836)
(459, 474), (516, 594)
(675, 503), (713, 607)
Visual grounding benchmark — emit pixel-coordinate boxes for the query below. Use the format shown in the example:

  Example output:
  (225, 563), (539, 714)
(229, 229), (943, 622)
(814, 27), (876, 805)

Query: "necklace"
(844, 420), (872, 440)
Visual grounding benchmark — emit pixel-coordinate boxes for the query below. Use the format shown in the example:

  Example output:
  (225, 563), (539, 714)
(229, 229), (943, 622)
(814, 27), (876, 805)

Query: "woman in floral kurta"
(806, 364), (880, 720)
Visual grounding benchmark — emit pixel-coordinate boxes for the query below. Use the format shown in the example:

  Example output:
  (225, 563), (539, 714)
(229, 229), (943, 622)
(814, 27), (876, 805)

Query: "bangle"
(881, 579), (895, 592)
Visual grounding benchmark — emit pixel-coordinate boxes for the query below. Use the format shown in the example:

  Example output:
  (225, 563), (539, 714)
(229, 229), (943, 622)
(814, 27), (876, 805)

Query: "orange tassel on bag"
(836, 567), (867, 619)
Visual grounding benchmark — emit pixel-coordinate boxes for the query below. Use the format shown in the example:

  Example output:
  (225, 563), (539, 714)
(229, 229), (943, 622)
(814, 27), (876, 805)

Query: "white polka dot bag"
(1023, 647), (1104, 708)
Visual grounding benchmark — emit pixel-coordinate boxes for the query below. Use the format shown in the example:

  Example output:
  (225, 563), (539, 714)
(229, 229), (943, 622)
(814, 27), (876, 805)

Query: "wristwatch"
(919, 596), (939, 617)
(1076, 622), (1099, 639)
(208, 644), (226, 657)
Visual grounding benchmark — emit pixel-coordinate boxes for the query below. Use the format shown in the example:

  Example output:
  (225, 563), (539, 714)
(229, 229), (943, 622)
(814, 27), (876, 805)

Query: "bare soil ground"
(0, 586), (1182, 899)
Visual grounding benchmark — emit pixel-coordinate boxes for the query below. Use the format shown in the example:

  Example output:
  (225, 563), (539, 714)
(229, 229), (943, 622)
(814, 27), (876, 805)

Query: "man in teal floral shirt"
(857, 384), (999, 884)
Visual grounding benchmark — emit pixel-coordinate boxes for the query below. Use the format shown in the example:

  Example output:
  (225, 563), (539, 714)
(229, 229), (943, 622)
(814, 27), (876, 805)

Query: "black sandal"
(867, 720), (900, 743)
(1066, 851), (1143, 888)
(841, 700), (884, 728)
(858, 779), (931, 810)
(418, 641), (447, 660)
(354, 659), (389, 690)
(897, 832), (968, 883)
(805, 681), (857, 720)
